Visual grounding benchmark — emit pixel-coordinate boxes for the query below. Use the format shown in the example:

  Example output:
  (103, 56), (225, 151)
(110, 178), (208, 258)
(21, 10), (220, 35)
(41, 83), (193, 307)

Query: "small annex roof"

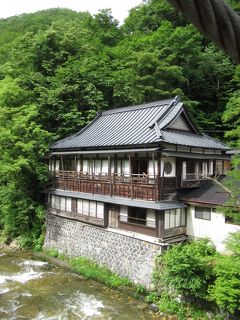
(51, 97), (228, 151)
(178, 178), (230, 206)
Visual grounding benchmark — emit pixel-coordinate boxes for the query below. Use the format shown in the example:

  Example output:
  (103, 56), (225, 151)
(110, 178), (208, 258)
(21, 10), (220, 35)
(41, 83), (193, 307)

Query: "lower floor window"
(164, 208), (186, 229)
(77, 199), (104, 219)
(195, 206), (211, 220)
(128, 207), (147, 225)
(51, 195), (71, 212)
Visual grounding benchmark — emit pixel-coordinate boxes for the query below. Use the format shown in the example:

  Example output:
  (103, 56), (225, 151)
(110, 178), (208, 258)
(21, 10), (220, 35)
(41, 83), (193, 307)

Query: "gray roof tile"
(161, 129), (228, 149)
(178, 177), (230, 206)
(51, 98), (228, 151)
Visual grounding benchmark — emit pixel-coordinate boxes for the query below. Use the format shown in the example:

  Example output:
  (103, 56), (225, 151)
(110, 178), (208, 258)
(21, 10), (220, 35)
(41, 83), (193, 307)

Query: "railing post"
(129, 154), (133, 199)
(108, 155), (112, 196)
(160, 158), (165, 200)
(158, 156), (161, 201)
(152, 152), (156, 201)
(91, 155), (94, 194)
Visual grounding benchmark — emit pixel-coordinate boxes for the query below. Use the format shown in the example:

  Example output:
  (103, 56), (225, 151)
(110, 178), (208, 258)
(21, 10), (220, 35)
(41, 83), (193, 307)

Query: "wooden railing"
(181, 172), (210, 188)
(51, 171), (177, 201)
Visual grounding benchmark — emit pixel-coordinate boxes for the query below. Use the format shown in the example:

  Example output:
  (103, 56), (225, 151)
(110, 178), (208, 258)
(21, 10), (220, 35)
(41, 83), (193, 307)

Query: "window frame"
(164, 208), (186, 230)
(195, 206), (211, 221)
(128, 207), (147, 226)
(77, 199), (104, 220)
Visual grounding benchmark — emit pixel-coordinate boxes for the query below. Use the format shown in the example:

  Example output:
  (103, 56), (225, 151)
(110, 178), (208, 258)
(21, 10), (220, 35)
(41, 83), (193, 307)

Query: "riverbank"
(0, 240), (21, 251)
(33, 250), (177, 319)
(0, 251), (158, 319)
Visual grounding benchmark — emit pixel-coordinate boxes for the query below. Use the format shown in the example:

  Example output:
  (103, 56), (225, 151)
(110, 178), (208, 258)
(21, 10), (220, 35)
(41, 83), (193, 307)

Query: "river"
(0, 251), (159, 320)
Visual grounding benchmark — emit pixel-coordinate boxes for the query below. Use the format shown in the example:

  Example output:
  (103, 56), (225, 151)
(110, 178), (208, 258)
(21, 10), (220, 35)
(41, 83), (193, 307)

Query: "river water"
(0, 252), (158, 320)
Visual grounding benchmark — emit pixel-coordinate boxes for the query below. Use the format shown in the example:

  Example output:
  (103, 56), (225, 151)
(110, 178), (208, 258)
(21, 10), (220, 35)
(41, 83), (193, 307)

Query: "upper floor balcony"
(51, 170), (177, 201)
(49, 155), (230, 201)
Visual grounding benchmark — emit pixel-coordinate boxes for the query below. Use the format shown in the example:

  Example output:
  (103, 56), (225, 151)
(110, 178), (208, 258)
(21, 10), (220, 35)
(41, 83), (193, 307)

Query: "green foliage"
(225, 231), (240, 255)
(144, 291), (159, 303)
(159, 239), (216, 300)
(70, 257), (131, 288)
(154, 235), (240, 317)
(209, 233), (240, 315)
(158, 292), (188, 320)
(45, 248), (67, 260)
(209, 255), (240, 314)
(45, 248), (60, 258)
(136, 284), (146, 294)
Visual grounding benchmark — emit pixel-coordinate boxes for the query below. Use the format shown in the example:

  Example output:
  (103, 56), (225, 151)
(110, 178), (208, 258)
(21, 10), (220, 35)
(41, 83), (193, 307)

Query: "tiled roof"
(178, 178), (230, 206)
(161, 130), (228, 149)
(51, 98), (228, 151)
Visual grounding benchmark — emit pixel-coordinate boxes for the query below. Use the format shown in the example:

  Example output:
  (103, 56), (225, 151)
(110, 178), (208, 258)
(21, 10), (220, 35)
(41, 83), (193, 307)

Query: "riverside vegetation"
(44, 235), (240, 320)
(150, 235), (240, 319)
(0, 0), (239, 319)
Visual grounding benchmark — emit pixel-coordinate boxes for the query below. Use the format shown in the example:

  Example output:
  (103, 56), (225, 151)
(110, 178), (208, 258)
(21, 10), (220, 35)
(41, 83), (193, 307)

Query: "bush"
(209, 232), (240, 314)
(158, 239), (216, 300)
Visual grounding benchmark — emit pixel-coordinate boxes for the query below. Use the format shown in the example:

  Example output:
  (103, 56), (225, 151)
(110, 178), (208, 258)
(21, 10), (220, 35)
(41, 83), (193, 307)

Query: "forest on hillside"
(0, 0), (239, 246)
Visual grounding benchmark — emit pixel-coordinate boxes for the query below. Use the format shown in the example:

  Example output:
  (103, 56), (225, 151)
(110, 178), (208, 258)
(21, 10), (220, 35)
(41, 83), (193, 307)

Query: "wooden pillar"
(129, 154), (133, 199)
(152, 152), (156, 200)
(91, 155), (94, 194)
(108, 155), (112, 196)
(74, 155), (77, 171)
(158, 156), (161, 201)
(158, 211), (165, 238)
(160, 158), (165, 200)
(72, 198), (77, 214)
(60, 155), (64, 171)
(60, 155), (65, 190)
(104, 204), (109, 228)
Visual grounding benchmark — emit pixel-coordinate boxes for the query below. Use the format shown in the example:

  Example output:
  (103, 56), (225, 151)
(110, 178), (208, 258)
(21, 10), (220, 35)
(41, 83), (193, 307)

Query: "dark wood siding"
(118, 221), (157, 237)
(48, 208), (106, 227)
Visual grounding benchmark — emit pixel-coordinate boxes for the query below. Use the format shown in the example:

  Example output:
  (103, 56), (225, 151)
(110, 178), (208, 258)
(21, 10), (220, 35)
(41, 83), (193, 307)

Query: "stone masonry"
(44, 213), (162, 288)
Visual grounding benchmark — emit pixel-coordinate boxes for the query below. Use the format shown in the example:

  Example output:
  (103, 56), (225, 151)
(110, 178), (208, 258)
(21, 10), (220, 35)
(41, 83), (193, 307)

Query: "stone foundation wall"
(44, 213), (162, 288)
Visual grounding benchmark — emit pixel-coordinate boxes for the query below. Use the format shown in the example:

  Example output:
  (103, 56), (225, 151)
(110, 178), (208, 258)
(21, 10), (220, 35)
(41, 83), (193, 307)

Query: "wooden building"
(47, 96), (233, 245)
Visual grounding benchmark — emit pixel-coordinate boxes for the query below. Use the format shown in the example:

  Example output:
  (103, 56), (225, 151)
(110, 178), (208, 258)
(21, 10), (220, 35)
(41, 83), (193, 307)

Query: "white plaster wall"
(161, 157), (176, 177)
(148, 160), (158, 178)
(102, 160), (108, 175)
(119, 205), (128, 222)
(187, 205), (240, 252)
(146, 209), (156, 228)
(55, 160), (60, 171)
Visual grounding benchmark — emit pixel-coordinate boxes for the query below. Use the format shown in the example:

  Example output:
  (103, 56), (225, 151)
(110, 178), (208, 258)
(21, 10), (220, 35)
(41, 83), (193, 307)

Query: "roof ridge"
(101, 99), (173, 116)
(149, 97), (181, 130)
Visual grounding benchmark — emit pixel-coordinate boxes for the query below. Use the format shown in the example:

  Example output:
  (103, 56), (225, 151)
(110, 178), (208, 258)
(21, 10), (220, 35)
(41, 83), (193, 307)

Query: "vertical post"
(74, 155), (77, 191)
(108, 155), (112, 196)
(160, 157), (165, 200)
(113, 155), (117, 196)
(60, 155), (64, 171)
(50, 156), (55, 189)
(91, 155), (94, 194)
(152, 152), (156, 201)
(129, 154), (133, 199)
(74, 155), (77, 171)
(79, 155), (83, 193)
(61, 155), (65, 190)
(158, 211), (165, 238)
(158, 156), (161, 201)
